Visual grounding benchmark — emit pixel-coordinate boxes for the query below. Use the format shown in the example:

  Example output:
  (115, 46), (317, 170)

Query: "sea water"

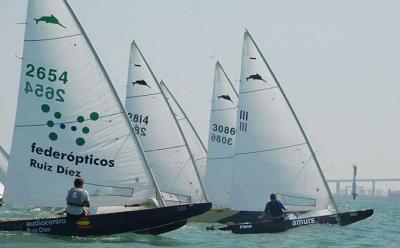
(0, 196), (398, 248)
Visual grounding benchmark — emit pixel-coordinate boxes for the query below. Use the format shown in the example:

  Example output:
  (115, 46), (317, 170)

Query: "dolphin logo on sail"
(132, 80), (151, 88)
(217, 94), (233, 103)
(246, 73), (267, 83)
(34, 15), (66, 28)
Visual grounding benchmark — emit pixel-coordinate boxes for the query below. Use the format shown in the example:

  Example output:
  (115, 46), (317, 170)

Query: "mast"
(64, 0), (165, 206)
(159, 81), (207, 153)
(245, 29), (338, 213)
(131, 41), (209, 202)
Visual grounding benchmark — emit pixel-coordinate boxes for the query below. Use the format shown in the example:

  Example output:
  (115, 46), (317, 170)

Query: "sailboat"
(125, 41), (208, 205)
(159, 81), (208, 180)
(207, 30), (372, 233)
(193, 61), (241, 222)
(0, 145), (9, 199)
(0, 0), (210, 236)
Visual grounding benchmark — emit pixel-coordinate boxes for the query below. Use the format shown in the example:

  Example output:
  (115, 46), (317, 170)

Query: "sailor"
(66, 178), (90, 219)
(259, 193), (287, 222)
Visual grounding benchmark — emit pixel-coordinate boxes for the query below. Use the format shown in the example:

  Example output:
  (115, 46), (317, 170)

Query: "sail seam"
(126, 92), (161, 98)
(236, 142), (306, 156)
(240, 86), (278, 94)
(144, 144), (186, 153)
(25, 33), (82, 42)
(211, 106), (237, 112)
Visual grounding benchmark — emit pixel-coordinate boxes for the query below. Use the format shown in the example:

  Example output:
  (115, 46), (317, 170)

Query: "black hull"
(218, 211), (259, 224)
(207, 209), (373, 234)
(338, 209), (374, 226)
(0, 202), (211, 236)
(213, 210), (309, 224)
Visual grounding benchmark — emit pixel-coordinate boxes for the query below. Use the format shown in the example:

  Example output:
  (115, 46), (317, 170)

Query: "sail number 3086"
(24, 64), (68, 102)
(211, 124), (235, 146)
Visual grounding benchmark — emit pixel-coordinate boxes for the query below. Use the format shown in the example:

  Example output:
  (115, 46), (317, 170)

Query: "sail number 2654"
(24, 64), (68, 102)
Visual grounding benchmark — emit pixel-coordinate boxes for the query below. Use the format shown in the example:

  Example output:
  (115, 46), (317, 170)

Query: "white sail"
(4, 0), (159, 208)
(125, 41), (207, 204)
(230, 30), (336, 212)
(159, 81), (207, 180)
(203, 62), (239, 208)
(0, 146), (9, 196)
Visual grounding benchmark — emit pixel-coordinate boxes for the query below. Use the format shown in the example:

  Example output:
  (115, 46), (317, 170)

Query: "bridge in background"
(326, 178), (400, 195)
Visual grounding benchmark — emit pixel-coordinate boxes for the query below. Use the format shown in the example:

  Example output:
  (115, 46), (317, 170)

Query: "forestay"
(4, 0), (158, 207)
(125, 41), (207, 204)
(230, 31), (336, 212)
(204, 62), (238, 208)
(159, 81), (207, 180)
(0, 146), (9, 196)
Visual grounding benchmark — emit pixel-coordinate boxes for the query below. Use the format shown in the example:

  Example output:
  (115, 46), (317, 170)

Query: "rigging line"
(15, 112), (122, 127)
(211, 106), (237, 112)
(126, 92), (161, 99)
(144, 144), (186, 153)
(111, 133), (130, 162)
(207, 156), (233, 160)
(240, 86), (278, 94)
(288, 155), (314, 191)
(25, 33), (82, 42)
(235, 142), (307, 156)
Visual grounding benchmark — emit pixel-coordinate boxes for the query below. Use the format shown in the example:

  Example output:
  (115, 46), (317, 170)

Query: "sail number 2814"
(127, 113), (149, 136)
(24, 64), (68, 102)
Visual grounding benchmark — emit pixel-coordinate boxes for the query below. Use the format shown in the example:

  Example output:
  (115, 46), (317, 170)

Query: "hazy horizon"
(1, 0), (399, 186)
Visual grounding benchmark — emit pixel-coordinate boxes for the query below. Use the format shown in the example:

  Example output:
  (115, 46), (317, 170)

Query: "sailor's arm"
(83, 191), (90, 207)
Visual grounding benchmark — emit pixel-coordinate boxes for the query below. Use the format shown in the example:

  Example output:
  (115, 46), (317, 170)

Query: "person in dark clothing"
(259, 193), (287, 222)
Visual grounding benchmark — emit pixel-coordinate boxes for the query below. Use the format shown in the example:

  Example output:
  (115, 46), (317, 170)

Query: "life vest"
(66, 188), (87, 207)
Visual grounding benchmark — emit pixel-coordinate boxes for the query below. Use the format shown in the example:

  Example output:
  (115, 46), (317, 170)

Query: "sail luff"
(159, 81), (207, 153)
(63, 0), (164, 206)
(128, 40), (208, 202)
(216, 61), (239, 98)
(244, 29), (338, 213)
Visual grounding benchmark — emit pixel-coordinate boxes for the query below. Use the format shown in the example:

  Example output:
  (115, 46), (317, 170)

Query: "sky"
(1, 0), (399, 189)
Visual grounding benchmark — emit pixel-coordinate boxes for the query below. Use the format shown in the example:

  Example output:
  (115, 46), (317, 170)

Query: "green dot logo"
(76, 137), (85, 146)
(54, 112), (62, 119)
(40, 104), (100, 146)
(90, 112), (99, 121)
(49, 132), (58, 141)
(41, 104), (50, 113)
(47, 120), (54, 127)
